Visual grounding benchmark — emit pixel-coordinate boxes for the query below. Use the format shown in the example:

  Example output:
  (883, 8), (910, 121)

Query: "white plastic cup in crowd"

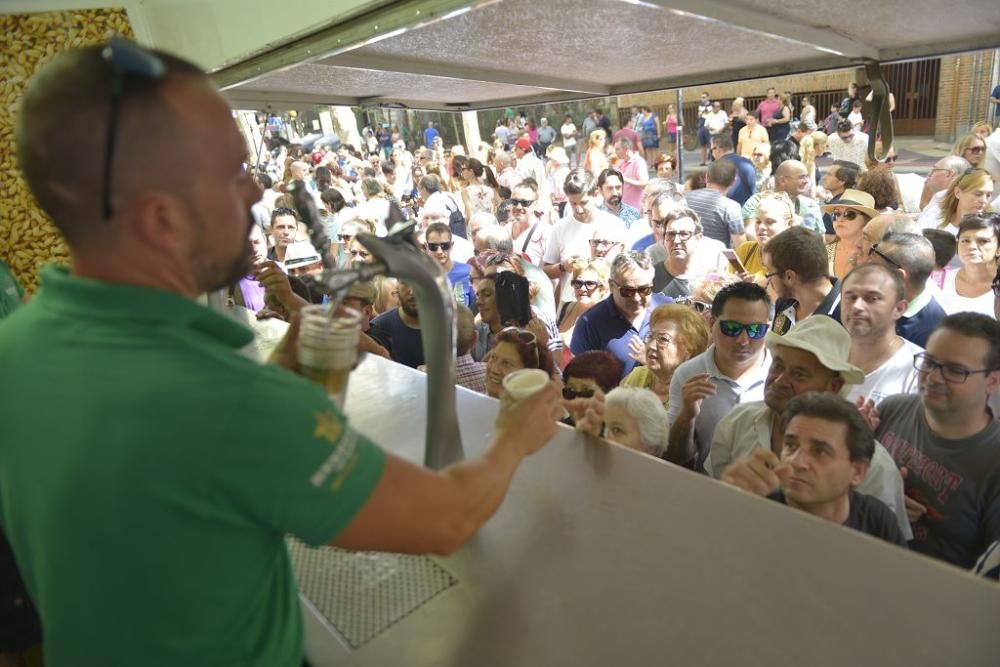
(502, 369), (550, 401)
(297, 304), (361, 409)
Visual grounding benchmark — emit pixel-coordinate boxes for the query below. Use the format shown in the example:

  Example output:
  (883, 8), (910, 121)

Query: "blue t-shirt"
(722, 153), (757, 206)
(631, 234), (656, 252)
(424, 127), (440, 148)
(447, 262), (475, 308)
(370, 308), (424, 368)
(993, 85), (1000, 116)
(570, 293), (673, 376)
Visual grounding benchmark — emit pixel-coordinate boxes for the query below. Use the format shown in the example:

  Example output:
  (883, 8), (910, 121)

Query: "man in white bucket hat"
(707, 316), (910, 538)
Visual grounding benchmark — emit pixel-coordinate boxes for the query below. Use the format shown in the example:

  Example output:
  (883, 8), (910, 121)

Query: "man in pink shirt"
(756, 87), (781, 129)
(613, 136), (648, 211)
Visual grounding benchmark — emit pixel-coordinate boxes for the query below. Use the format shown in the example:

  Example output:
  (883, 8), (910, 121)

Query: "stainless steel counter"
(299, 355), (1000, 666)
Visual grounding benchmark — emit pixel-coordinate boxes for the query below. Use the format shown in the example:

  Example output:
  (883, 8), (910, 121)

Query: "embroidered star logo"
(314, 411), (344, 445)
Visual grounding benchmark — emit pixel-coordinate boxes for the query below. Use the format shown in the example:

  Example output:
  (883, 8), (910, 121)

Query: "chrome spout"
(356, 225), (463, 469)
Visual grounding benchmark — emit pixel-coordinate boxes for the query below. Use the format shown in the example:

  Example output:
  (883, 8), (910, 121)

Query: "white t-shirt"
(705, 110), (729, 135)
(561, 123), (577, 148)
(846, 338), (923, 406)
(544, 209), (626, 303)
(894, 172), (925, 215)
(917, 190), (946, 229)
(938, 269), (996, 317)
(848, 110), (864, 131)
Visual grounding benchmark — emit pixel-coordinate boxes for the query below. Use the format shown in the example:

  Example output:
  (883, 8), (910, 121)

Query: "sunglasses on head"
(614, 284), (654, 299)
(562, 386), (595, 400)
(589, 238), (618, 247)
(571, 279), (601, 290)
(426, 241), (453, 252)
(499, 326), (537, 345)
(510, 198), (536, 208)
(718, 320), (769, 339)
(675, 296), (710, 313)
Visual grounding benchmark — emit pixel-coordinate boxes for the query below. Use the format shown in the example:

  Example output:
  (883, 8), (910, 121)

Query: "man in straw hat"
(707, 316), (910, 539)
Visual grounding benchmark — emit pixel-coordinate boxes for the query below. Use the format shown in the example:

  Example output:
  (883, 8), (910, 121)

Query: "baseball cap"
(764, 316), (865, 385)
(283, 240), (322, 270)
(514, 137), (532, 151)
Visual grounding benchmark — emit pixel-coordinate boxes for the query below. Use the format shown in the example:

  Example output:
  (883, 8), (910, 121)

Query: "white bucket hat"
(764, 316), (865, 385)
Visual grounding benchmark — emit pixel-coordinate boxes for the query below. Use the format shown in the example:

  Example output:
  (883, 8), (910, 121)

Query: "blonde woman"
(800, 130), (826, 195)
(729, 97), (747, 149)
(766, 93), (793, 143)
(734, 191), (796, 280)
(583, 129), (609, 175)
(971, 121), (992, 141)
(953, 132), (987, 168)
(558, 259), (610, 350)
(919, 168), (994, 235)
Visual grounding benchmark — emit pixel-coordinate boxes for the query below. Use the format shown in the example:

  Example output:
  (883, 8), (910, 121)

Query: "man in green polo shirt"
(0, 41), (563, 666)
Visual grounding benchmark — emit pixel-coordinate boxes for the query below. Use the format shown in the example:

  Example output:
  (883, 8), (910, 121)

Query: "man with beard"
(1, 41), (564, 665)
(369, 280), (425, 368)
(706, 316), (910, 538)
(841, 264), (922, 405)
(665, 282), (773, 471)
(597, 168), (641, 230)
(763, 226), (841, 335)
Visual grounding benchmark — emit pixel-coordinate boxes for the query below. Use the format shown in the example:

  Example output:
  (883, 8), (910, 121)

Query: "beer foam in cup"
(502, 369), (550, 401)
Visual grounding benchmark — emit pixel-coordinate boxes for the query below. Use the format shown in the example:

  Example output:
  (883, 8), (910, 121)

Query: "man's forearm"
(543, 262), (564, 279)
(665, 412), (697, 466)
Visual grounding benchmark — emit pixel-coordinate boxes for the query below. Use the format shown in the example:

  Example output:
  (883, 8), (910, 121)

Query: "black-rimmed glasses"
(913, 352), (993, 384)
(101, 37), (165, 220)
(868, 243), (903, 271)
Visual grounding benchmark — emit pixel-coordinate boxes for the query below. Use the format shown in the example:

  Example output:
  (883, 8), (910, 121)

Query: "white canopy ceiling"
(214, 0), (1000, 111)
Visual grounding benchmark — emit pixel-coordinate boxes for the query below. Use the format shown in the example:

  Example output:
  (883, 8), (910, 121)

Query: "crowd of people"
(237, 84), (1000, 578)
(4, 40), (1000, 665)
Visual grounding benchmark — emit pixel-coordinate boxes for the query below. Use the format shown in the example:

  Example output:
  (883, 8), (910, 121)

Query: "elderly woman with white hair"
(572, 387), (670, 457)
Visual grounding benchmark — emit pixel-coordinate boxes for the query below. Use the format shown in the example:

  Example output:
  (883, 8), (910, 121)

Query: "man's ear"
(128, 193), (190, 253)
(849, 459), (870, 488)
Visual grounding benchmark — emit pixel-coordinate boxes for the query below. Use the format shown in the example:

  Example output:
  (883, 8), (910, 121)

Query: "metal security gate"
(882, 59), (940, 135)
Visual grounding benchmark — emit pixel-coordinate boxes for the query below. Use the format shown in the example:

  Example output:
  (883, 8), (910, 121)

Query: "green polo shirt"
(0, 266), (385, 666)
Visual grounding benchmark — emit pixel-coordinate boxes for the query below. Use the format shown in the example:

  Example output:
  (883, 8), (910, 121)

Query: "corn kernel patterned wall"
(1, 9), (133, 293)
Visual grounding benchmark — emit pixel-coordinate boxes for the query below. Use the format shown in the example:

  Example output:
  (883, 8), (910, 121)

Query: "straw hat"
(820, 189), (879, 220)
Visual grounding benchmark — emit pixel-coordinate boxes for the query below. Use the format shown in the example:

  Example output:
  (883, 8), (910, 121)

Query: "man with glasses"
(827, 118), (869, 167)
(509, 182), (549, 266)
(422, 222), (474, 308)
(544, 169), (626, 304)
(865, 233), (946, 348)
(665, 283), (773, 470)
(707, 317), (910, 539)
(763, 226), (841, 335)
(571, 251), (670, 377)
(918, 155), (970, 211)
(597, 168), (641, 230)
(874, 313), (1000, 567)
(651, 207), (725, 298)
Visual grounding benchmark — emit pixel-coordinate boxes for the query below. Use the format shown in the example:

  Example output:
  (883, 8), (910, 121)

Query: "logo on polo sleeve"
(310, 411), (359, 489)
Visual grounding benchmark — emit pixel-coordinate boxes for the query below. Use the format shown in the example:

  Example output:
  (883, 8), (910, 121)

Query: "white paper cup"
(502, 369), (550, 401)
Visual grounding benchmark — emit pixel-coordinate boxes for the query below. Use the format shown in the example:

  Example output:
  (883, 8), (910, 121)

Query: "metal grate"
(287, 539), (458, 650)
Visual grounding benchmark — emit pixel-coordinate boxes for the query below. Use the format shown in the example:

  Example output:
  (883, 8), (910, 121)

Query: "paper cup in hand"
(502, 369), (550, 401)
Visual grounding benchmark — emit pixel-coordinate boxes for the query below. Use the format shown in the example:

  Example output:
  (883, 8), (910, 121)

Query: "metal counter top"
(299, 355), (1000, 666)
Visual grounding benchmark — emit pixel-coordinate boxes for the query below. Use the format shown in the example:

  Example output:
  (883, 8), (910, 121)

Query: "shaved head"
(774, 159), (807, 179)
(16, 44), (206, 248)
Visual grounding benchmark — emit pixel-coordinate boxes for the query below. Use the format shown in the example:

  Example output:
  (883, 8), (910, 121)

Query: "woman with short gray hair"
(573, 387), (670, 457)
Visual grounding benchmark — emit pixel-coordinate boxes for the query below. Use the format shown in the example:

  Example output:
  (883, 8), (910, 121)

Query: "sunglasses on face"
(718, 320), (769, 339)
(510, 198), (537, 208)
(589, 239), (618, 248)
(562, 386), (595, 400)
(338, 234), (354, 243)
(350, 249), (370, 259)
(426, 241), (453, 252)
(614, 284), (654, 299)
(967, 146), (986, 154)
(832, 210), (861, 221)
(572, 279), (601, 290)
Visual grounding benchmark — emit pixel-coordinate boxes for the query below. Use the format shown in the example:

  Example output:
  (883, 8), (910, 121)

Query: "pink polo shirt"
(618, 153), (648, 210)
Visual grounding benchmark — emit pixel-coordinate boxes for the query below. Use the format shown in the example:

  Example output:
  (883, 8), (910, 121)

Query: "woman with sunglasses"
(484, 327), (555, 399)
(561, 351), (623, 424)
(938, 214), (1000, 317)
(954, 133), (987, 168)
(558, 260), (610, 353)
(750, 142), (772, 193)
(821, 189), (878, 279)
(622, 304), (710, 405)
(920, 169), (994, 236)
